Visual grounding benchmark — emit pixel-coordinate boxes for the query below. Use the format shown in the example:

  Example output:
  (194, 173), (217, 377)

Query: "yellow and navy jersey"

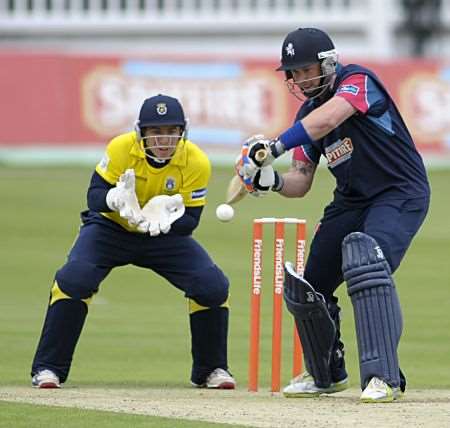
(95, 131), (211, 232)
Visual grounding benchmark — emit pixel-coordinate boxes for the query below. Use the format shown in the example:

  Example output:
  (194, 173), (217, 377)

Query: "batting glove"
(106, 169), (144, 227)
(244, 134), (286, 168)
(252, 166), (284, 196)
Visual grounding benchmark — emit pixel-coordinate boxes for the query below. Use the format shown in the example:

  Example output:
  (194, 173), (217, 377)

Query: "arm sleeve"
(335, 74), (387, 116)
(95, 137), (129, 185)
(292, 143), (320, 165)
(86, 171), (114, 212)
(180, 150), (212, 208)
(170, 206), (203, 236)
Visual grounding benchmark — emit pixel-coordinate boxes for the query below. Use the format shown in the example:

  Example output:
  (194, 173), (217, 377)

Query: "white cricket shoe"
(32, 369), (61, 389)
(283, 371), (348, 398)
(360, 377), (403, 403)
(192, 368), (236, 389)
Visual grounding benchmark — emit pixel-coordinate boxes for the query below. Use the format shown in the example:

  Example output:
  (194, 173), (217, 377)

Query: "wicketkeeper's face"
(142, 125), (184, 160)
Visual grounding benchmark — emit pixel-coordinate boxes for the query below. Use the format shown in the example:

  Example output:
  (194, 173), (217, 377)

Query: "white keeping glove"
(137, 194), (185, 236)
(106, 169), (144, 227)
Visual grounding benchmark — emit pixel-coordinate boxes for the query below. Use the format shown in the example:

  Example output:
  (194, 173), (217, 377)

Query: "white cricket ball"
(216, 203), (234, 222)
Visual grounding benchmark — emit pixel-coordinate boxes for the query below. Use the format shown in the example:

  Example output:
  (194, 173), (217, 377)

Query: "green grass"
(0, 401), (241, 428)
(0, 165), (449, 425)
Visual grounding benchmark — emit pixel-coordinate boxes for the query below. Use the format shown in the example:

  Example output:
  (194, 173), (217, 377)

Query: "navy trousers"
(55, 214), (229, 306)
(304, 197), (429, 299)
(299, 196), (428, 387)
(32, 213), (229, 384)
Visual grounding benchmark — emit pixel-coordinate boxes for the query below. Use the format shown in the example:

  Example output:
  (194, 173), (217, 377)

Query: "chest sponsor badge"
(325, 138), (353, 168)
(165, 177), (176, 191)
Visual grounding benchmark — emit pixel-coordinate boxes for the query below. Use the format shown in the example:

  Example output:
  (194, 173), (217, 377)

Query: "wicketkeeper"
(31, 94), (236, 390)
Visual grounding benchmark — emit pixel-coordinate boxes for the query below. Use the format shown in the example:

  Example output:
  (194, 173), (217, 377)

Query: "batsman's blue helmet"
(277, 28), (337, 78)
(137, 94), (186, 130)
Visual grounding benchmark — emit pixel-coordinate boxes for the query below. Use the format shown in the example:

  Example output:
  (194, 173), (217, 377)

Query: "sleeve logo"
(98, 153), (110, 171)
(191, 188), (207, 199)
(336, 84), (359, 96)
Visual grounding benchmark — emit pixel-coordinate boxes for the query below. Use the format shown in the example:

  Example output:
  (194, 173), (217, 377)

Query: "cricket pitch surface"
(1, 386), (449, 427)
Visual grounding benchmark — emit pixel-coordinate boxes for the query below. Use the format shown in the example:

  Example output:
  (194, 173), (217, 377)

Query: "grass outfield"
(0, 401), (241, 428)
(0, 165), (449, 426)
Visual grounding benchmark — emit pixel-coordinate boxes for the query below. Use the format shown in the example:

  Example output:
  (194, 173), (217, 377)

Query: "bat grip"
(254, 149), (268, 162)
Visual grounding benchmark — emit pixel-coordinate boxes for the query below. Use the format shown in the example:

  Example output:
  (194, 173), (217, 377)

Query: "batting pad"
(284, 262), (336, 388)
(342, 232), (402, 389)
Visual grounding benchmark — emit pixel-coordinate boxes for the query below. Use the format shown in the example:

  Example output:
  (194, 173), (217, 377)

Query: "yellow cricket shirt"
(95, 131), (211, 232)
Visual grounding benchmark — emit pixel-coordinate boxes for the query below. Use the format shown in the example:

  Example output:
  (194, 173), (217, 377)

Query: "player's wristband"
(269, 139), (286, 159)
(279, 121), (313, 151)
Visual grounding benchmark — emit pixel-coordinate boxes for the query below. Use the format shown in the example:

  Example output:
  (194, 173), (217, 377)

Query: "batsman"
(236, 28), (430, 402)
(31, 94), (236, 390)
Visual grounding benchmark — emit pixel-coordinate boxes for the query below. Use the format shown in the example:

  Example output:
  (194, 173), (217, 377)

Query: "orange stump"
(248, 220), (263, 392)
(249, 218), (307, 392)
(293, 221), (306, 378)
(271, 220), (285, 392)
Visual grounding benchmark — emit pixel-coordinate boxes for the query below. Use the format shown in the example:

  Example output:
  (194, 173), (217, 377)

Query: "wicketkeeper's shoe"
(206, 368), (236, 389)
(31, 369), (60, 389)
(192, 368), (236, 389)
(360, 377), (403, 403)
(283, 371), (348, 398)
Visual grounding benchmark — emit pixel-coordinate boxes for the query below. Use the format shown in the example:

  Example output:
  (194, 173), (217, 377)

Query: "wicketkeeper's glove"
(136, 194), (185, 236)
(106, 169), (144, 227)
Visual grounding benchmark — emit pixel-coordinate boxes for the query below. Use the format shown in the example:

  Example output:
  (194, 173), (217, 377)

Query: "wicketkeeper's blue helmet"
(134, 94), (188, 161)
(136, 94), (186, 133)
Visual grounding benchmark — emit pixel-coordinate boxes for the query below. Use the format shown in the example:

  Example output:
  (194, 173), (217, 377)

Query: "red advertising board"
(1, 50), (449, 157)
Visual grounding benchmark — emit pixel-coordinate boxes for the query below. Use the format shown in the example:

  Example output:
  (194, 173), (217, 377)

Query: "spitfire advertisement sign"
(0, 51), (449, 160)
(81, 61), (288, 150)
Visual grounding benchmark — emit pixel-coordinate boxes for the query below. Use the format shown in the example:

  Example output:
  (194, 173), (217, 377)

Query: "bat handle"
(254, 149), (268, 163)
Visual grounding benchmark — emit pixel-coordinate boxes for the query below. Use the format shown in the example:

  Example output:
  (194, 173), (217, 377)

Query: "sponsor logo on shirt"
(191, 188), (207, 199)
(336, 84), (359, 96)
(165, 177), (176, 191)
(325, 138), (353, 168)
